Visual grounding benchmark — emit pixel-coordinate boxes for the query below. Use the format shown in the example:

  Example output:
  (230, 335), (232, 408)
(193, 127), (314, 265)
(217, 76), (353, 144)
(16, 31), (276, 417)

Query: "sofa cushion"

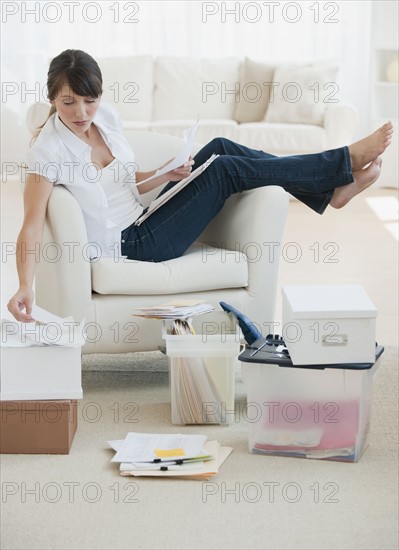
(234, 58), (275, 123)
(123, 120), (151, 131)
(91, 243), (248, 295)
(264, 64), (339, 126)
(153, 56), (240, 120)
(236, 122), (327, 154)
(150, 119), (237, 142)
(97, 55), (154, 121)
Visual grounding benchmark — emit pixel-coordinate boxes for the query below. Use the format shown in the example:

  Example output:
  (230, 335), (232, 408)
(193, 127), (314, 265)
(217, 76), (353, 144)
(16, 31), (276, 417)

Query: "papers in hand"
(0, 305), (85, 348)
(134, 153), (219, 226)
(136, 120), (200, 186)
(107, 433), (233, 479)
(131, 300), (214, 320)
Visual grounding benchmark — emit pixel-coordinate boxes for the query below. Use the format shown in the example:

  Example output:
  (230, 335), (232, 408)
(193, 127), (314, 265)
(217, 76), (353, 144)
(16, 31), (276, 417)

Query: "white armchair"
(34, 131), (289, 354)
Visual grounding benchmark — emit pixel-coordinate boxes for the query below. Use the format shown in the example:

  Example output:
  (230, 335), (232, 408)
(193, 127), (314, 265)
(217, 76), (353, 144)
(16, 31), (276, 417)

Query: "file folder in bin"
(163, 312), (240, 425)
(240, 337), (384, 462)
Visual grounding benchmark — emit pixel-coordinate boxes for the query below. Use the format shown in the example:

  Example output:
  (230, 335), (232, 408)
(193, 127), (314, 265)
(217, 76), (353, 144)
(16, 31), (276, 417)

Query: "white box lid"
(282, 285), (377, 319)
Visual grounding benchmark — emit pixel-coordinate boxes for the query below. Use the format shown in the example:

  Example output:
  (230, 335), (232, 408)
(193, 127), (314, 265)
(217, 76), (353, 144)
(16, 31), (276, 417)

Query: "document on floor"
(110, 432), (209, 463)
(107, 437), (233, 479)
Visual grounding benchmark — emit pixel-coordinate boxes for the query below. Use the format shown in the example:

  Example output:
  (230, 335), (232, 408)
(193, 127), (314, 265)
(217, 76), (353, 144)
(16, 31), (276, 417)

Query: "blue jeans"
(121, 137), (353, 262)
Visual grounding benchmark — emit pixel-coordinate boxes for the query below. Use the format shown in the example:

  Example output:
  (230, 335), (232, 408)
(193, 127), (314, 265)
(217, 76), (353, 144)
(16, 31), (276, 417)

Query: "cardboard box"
(240, 342), (383, 462)
(0, 400), (78, 454)
(282, 284), (377, 365)
(0, 346), (82, 401)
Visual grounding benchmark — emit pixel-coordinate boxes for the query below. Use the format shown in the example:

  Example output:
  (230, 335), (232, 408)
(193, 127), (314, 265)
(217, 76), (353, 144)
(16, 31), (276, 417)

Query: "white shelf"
(374, 49), (398, 82)
(372, 49), (398, 119)
(372, 84), (399, 119)
(370, 2), (399, 188)
(374, 81), (398, 88)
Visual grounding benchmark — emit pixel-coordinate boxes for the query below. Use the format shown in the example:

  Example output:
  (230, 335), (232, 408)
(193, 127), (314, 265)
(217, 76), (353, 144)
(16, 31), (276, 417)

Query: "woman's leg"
(158, 137), (345, 212)
(157, 137), (278, 196)
(193, 122), (393, 174)
(193, 137), (279, 165)
(123, 125), (392, 262)
(122, 139), (350, 261)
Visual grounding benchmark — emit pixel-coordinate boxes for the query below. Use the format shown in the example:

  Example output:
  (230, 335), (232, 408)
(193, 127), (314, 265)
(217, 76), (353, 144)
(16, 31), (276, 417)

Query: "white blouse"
(99, 158), (143, 231)
(25, 101), (142, 259)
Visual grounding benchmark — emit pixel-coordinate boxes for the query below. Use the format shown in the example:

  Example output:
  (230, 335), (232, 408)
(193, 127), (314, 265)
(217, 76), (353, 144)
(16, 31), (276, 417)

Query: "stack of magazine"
(130, 301), (215, 320)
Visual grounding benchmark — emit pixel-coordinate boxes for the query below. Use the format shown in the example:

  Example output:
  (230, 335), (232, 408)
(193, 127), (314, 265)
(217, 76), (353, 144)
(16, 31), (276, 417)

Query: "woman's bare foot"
(349, 122), (393, 171)
(330, 157), (382, 209)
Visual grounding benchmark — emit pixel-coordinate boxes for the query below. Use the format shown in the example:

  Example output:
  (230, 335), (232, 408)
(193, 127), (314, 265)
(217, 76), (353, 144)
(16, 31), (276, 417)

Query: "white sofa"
(33, 131), (289, 355)
(27, 55), (357, 156)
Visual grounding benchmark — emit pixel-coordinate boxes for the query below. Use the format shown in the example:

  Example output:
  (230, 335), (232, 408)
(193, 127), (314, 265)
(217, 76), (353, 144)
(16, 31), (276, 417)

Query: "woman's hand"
(136, 156), (196, 194)
(7, 286), (35, 323)
(162, 156), (195, 182)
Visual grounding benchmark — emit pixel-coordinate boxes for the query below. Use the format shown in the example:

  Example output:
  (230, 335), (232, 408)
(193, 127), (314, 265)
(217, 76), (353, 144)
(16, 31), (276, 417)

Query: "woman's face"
(51, 83), (101, 138)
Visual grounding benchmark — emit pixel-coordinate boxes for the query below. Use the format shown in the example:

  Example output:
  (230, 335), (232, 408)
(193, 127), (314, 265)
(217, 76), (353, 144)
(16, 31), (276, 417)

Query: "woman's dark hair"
(32, 49), (103, 142)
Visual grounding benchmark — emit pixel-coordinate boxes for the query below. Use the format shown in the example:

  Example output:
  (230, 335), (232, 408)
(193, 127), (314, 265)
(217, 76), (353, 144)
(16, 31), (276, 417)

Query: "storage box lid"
(282, 285), (377, 319)
(239, 338), (383, 370)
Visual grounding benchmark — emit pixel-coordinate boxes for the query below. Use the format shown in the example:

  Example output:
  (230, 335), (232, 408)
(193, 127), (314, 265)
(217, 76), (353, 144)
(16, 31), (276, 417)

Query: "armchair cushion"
(91, 242), (248, 295)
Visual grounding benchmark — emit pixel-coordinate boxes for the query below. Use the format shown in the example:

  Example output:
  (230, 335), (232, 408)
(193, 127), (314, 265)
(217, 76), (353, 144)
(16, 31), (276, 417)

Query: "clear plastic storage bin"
(240, 339), (383, 462)
(163, 312), (240, 425)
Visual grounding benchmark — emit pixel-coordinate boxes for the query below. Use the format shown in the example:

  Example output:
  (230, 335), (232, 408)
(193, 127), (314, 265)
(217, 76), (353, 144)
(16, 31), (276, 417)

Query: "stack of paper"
(135, 120), (200, 186)
(107, 432), (232, 479)
(134, 154), (219, 226)
(0, 304), (85, 348)
(131, 301), (214, 320)
(171, 357), (225, 424)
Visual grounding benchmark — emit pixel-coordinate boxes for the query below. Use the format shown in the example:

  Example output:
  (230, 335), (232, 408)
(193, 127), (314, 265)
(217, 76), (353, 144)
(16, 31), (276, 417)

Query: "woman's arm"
(136, 156), (195, 194)
(7, 174), (53, 322)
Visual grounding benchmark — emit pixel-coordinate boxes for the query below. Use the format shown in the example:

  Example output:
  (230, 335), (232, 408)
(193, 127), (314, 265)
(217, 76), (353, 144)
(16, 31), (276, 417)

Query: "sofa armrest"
(35, 185), (92, 322)
(198, 185), (289, 329)
(324, 104), (358, 149)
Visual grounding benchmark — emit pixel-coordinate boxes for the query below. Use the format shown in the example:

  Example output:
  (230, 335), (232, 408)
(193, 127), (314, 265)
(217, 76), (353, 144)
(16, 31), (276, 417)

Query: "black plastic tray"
(239, 335), (384, 370)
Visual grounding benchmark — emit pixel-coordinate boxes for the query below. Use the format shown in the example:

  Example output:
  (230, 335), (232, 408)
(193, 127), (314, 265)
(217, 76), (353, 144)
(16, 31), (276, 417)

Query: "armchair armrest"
(198, 185), (289, 329)
(35, 185), (92, 322)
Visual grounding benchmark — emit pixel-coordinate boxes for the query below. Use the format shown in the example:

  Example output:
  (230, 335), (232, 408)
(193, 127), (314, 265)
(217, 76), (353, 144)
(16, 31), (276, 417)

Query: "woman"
(8, 49), (393, 323)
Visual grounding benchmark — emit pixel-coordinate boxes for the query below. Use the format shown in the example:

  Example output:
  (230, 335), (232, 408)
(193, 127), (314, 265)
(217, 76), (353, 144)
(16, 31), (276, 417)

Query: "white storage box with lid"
(163, 312), (240, 425)
(240, 340), (384, 462)
(282, 284), (377, 365)
(0, 315), (83, 401)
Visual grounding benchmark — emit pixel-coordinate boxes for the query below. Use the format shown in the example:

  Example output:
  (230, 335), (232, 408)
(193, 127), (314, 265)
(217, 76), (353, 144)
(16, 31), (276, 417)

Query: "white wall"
(1, 0), (376, 172)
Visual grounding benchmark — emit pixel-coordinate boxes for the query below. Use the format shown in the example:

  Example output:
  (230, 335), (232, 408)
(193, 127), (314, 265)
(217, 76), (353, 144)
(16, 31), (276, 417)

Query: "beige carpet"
(1, 346), (398, 550)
